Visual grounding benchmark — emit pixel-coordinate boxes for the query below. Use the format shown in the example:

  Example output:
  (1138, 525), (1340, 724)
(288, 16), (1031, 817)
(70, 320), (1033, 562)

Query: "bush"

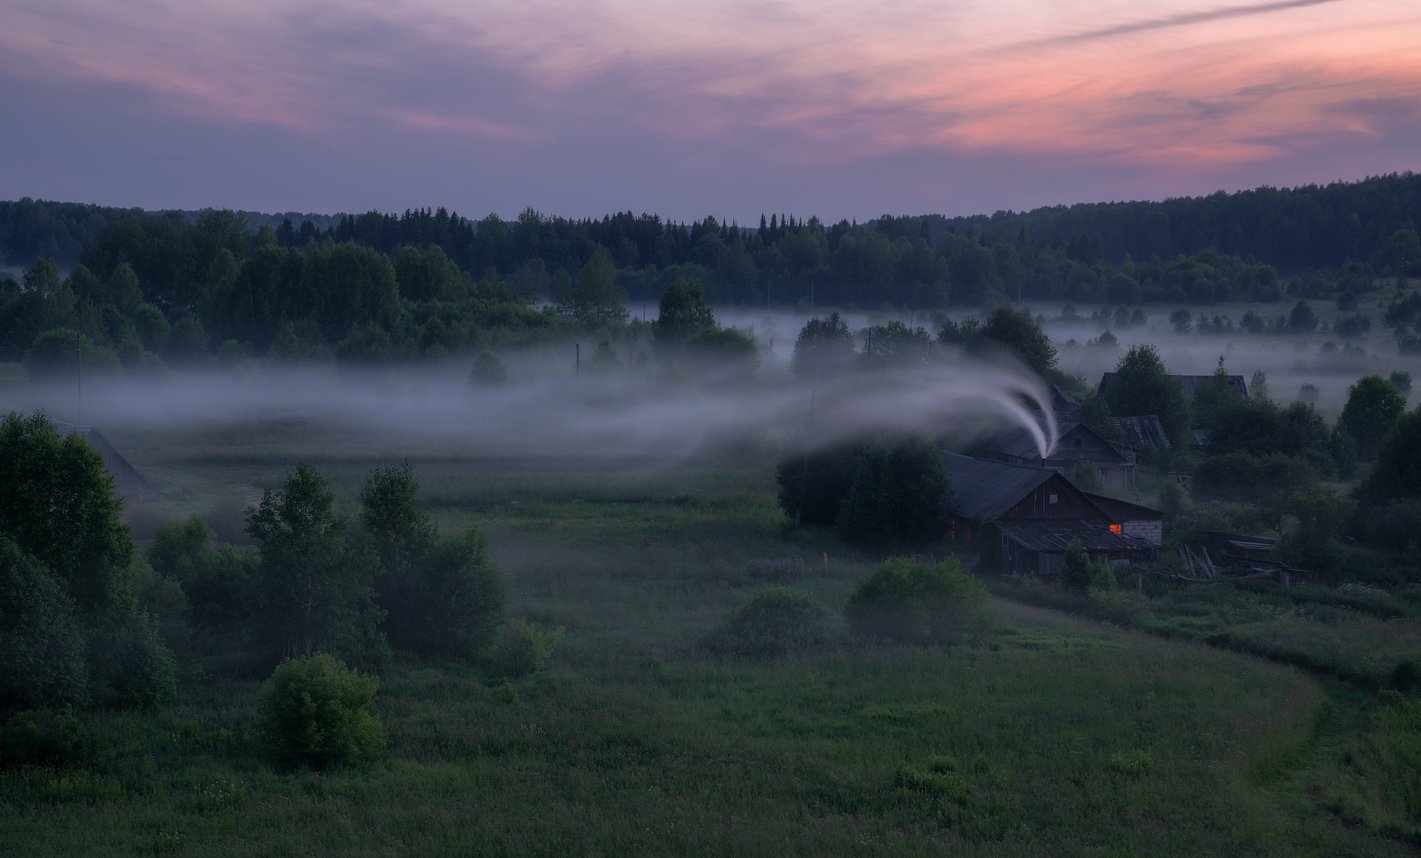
(383, 528), (505, 660)
(845, 557), (990, 644)
(492, 620), (565, 679)
(149, 516), (239, 630)
(0, 538), (90, 715)
(1364, 499), (1421, 552)
(702, 588), (838, 658)
(1060, 540), (1116, 592)
(468, 351), (509, 387)
(254, 653), (385, 769)
(0, 709), (101, 770)
(86, 597), (178, 709)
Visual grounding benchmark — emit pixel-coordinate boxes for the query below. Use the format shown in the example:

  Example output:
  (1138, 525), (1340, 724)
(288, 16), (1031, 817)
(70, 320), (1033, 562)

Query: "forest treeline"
(2, 173), (1419, 368)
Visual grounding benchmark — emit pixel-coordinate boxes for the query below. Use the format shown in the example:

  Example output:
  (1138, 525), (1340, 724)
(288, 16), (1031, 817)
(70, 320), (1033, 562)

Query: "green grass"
(3, 416), (1417, 855)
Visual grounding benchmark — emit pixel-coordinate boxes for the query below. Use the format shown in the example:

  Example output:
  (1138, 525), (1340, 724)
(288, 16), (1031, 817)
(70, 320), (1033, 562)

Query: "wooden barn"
(992, 421), (1135, 492)
(1097, 372), (1250, 403)
(943, 452), (1158, 576)
(48, 418), (156, 504)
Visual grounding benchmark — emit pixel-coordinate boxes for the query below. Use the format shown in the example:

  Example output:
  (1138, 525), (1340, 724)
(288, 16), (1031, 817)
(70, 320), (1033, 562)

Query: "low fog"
(9, 303), (1411, 464)
(9, 347), (1058, 463)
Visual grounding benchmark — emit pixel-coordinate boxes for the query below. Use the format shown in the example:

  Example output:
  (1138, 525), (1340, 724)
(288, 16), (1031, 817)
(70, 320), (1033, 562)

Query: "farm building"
(992, 421), (1135, 492)
(1097, 372), (1250, 403)
(1113, 415), (1171, 453)
(48, 418), (156, 504)
(943, 452), (1159, 576)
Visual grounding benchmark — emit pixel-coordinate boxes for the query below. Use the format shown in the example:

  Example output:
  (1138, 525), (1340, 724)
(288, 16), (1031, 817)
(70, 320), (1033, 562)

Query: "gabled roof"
(1048, 423), (1131, 465)
(998, 519), (1152, 553)
(1114, 415), (1171, 451)
(1082, 492), (1163, 522)
(994, 421), (1130, 465)
(993, 424), (1046, 461)
(46, 417), (153, 499)
(1050, 384), (1082, 420)
(1098, 372), (1249, 402)
(943, 451), (1057, 520)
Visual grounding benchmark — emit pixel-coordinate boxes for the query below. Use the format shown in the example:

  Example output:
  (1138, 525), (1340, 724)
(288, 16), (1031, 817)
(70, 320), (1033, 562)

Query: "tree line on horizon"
(1, 173), (1419, 371)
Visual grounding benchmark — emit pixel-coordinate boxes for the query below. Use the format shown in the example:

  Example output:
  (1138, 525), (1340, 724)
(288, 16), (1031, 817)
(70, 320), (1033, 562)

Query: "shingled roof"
(1113, 415), (1171, 451)
(47, 418), (155, 502)
(942, 451), (1056, 520)
(997, 519), (1151, 553)
(1098, 373), (1249, 402)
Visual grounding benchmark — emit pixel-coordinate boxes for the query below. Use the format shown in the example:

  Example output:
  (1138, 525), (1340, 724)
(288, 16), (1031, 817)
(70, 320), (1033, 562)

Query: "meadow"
(2, 418), (1418, 856)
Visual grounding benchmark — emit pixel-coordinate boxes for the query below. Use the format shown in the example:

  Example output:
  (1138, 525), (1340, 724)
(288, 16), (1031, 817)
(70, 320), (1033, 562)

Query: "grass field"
(2, 418), (1418, 856)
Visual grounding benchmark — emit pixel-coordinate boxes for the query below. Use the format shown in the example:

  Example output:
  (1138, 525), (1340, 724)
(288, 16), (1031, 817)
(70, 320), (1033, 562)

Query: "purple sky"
(3, 0), (1419, 222)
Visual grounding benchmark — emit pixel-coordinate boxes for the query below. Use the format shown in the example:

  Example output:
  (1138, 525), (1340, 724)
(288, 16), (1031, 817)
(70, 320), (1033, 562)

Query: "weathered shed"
(1098, 372), (1250, 403)
(1083, 492), (1164, 547)
(943, 452), (1156, 574)
(1113, 415), (1171, 452)
(993, 422), (1134, 491)
(48, 418), (156, 504)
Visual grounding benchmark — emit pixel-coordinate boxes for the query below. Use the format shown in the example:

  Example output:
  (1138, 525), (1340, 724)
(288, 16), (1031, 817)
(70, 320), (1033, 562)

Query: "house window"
(1048, 493), (1058, 504)
(1109, 523), (1122, 534)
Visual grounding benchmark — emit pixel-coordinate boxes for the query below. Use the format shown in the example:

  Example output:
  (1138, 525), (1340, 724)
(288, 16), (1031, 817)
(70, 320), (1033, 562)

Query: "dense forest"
(2, 174), (1418, 369)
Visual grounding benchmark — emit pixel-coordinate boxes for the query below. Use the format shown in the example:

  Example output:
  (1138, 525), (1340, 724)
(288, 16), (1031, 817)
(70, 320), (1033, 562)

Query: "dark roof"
(1050, 384), (1082, 420)
(46, 418), (153, 499)
(1113, 415), (1171, 451)
(1046, 423), (1131, 466)
(997, 519), (1153, 553)
(993, 422), (1129, 465)
(993, 424), (1045, 461)
(1098, 373), (1249, 402)
(943, 451), (1056, 520)
(1082, 492), (1163, 522)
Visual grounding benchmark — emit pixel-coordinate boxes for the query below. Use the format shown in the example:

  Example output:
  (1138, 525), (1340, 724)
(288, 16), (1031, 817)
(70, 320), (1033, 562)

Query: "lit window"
(1109, 524), (1122, 534)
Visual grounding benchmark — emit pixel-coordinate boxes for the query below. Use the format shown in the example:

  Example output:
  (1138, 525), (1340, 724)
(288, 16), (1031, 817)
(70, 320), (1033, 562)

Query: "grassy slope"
(1, 421), (1413, 856)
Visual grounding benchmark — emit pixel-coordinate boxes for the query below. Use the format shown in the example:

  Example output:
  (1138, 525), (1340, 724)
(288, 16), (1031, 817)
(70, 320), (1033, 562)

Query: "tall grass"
(4, 417), (1411, 855)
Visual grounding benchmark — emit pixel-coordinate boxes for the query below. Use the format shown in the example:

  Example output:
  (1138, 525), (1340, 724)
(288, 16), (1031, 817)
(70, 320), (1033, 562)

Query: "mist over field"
(10, 345), (1059, 461)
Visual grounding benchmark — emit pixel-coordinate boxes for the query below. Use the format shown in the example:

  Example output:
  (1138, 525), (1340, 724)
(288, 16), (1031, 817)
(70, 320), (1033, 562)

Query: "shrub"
(492, 620), (565, 679)
(702, 588), (838, 658)
(0, 538), (90, 715)
(254, 653), (385, 769)
(0, 709), (101, 770)
(468, 351), (509, 387)
(1060, 540), (1117, 592)
(86, 597), (178, 709)
(1390, 660), (1420, 694)
(383, 528), (506, 660)
(149, 515), (250, 631)
(845, 557), (989, 644)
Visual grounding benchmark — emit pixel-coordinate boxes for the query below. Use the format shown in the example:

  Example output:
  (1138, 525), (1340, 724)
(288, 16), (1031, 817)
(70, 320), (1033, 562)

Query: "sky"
(2, 0), (1418, 223)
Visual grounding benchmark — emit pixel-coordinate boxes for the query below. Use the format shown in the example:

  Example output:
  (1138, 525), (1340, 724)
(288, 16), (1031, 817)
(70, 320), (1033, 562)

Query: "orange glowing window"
(1108, 524), (1122, 534)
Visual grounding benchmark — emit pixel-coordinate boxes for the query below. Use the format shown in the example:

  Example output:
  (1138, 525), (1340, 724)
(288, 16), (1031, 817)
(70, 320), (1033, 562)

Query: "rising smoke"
(9, 348), (1059, 462)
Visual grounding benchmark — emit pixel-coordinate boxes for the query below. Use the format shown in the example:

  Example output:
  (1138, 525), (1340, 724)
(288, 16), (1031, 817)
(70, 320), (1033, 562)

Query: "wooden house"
(944, 452), (1158, 576)
(993, 422), (1134, 492)
(1097, 372), (1250, 403)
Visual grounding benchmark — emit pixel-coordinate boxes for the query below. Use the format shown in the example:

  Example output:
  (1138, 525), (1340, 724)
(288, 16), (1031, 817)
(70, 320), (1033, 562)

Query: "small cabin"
(993, 422), (1134, 492)
(943, 452), (1157, 575)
